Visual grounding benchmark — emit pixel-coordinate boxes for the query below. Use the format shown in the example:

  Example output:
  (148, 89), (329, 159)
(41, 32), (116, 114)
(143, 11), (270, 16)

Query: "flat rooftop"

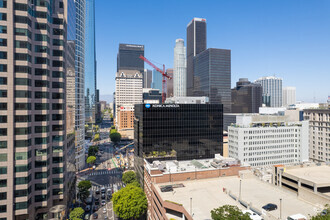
(284, 165), (330, 185)
(155, 176), (318, 220)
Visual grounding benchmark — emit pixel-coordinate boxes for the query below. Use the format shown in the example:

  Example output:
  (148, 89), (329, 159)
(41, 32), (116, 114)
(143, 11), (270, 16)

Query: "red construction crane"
(139, 55), (172, 103)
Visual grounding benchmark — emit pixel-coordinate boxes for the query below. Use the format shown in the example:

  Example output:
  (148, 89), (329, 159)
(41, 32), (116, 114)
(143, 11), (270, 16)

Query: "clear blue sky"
(95, 0), (330, 103)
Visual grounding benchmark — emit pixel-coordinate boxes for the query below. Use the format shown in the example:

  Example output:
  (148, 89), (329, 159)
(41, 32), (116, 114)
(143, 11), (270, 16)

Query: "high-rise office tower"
(173, 39), (187, 97)
(283, 87), (296, 107)
(117, 44), (144, 73)
(151, 69), (162, 93)
(166, 68), (173, 98)
(143, 69), (152, 88)
(193, 48), (232, 113)
(186, 18), (206, 96)
(231, 78), (262, 113)
(0, 0), (73, 218)
(74, 0), (86, 170)
(255, 76), (283, 107)
(85, 0), (96, 124)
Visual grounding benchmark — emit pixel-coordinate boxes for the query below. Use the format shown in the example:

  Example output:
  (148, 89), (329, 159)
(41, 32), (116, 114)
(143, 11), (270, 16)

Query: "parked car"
(101, 200), (106, 206)
(103, 208), (107, 214)
(95, 189), (100, 194)
(84, 214), (90, 220)
(104, 216), (108, 220)
(101, 187), (106, 193)
(160, 185), (173, 192)
(243, 210), (262, 220)
(93, 205), (99, 211)
(95, 197), (99, 202)
(93, 213), (98, 219)
(101, 193), (105, 199)
(262, 203), (277, 211)
(287, 214), (307, 220)
(85, 205), (91, 212)
(95, 201), (100, 206)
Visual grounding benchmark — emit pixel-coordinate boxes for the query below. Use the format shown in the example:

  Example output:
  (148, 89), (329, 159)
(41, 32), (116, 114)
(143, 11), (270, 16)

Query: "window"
(52, 157), (63, 163)
(35, 160), (47, 168)
(0, 103), (6, 110)
(15, 115), (31, 122)
(0, 51), (7, 59)
(35, 91), (49, 99)
(35, 68), (49, 76)
(52, 125), (63, 131)
(0, 192), (6, 200)
(52, 114), (63, 121)
(15, 65), (31, 74)
(52, 167), (63, 174)
(0, 1), (6, 8)
(53, 18), (63, 25)
(35, 183), (47, 191)
(52, 93), (64, 99)
(52, 82), (64, 88)
(14, 189), (27, 197)
(15, 152), (28, 160)
(0, 128), (6, 136)
(14, 3), (28, 11)
(15, 202), (28, 210)
(35, 103), (49, 110)
(35, 126), (49, 133)
(0, 26), (6, 33)
(53, 39), (63, 46)
(35, 22), (47, 30)
(53, 28), (63, 35)
(15, 103), (31, 110)
(15, 53), (31, 62)
(0, 90), (7, 97)
(0, 64), (6, 72)
(15, 41), (31, 50)
(35, 115), (49, 122)
(35, 11), (47, 18)
(15, 177), (29, 185)
(15, 165), (29, 172)
(36, 0), (47, 7)
(0, 39), (6, 46)
(0, 77), (6, 84)
(0, 205), (6, 213)
(35, 57), (49, 65)
(15, 127), (31, 135)
(14, 16), (31, 26)
(15, 78), (31, 86)
(35, 80), (49, 87)
(52, 71), (64, 78)
(53, 60), (63, 67)
(59, 1), (63, 8)
(52, 135), (63, 142)
(52, 178), (63, 185)
(0, 13), (6, 21)
(35, 149), (47, 156)
(14, 28), (31, 38)
(52, 146), (63, 153)
(15, 139), (31, 148)
(0, 154), (7, 162)
(35, 172), (47, 179)
(35, 45), (49, 53)
(0, 179), (6, 187)
(0, 167), (7, 174)
(35, 194), (47, 202)
(52, 50), (63, 56)
(35, 137), (49, 145)
(0, 141), (6, 148)
(52, 104), (63, 110)
(0, 116), (6, 123)
(14, 90), (30, 98)
(35, 34), (49, 42)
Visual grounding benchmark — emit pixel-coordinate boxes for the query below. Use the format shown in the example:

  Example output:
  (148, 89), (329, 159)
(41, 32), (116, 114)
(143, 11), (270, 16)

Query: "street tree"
(94, 133), (100, 141)
(211, 205), (251, 220)
(310, 204), (330, 219)
(77, 180), (92, 201)
(69, 207), (84, 220)
(110, 132), (121, 144)
(88, 145), (99, 157)
(86, 156), (96, 166)
(122, 171), (137, 185)
(112, 184), (147, 220)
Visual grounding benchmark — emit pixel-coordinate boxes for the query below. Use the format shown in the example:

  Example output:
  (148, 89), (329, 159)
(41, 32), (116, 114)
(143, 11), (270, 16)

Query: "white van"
(287, 214), (307, 220)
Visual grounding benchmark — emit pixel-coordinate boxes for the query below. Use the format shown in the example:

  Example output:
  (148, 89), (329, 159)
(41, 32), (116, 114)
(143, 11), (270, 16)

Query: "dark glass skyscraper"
(85, 0), (96, 124)
(187, 18), (207, 96)
(193, 48), (232, 113)
(231, 78), (262, 113)
(117, 44), (144, 72)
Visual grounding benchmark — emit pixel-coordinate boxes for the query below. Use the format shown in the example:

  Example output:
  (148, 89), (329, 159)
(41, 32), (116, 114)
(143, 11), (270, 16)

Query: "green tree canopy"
(110, 128), (117, 134)
(77, 180), (92, 201)
(310, 205), (330, 220)
(94, 133), (100, 141)
(88, 145), (99, 157)
(86, 156), (96, 165)
(122, 171), (137, 185)
(69, 207), (84, 220)
(211, 205), (251, 220)
(112, 184), (147, 220)
(110, 132), (121, 144)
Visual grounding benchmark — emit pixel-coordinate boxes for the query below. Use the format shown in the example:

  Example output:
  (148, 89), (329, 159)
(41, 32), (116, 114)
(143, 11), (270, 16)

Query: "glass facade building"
(231, 78), (262, 113)
(134, 104), (223, 161)
(174, 39), (187, 97)
(193, 48), (232, 113)
(187, 18), (207, 96)
(151, 69), (163, 93)
(255, 76), (283, 107)
(85, 0), (96, 124)
(117, 44), (144, 72)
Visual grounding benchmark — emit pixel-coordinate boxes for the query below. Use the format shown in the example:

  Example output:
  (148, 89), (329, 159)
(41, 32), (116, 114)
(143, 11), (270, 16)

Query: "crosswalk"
(91, 184), (112, 191)
(88, 170), (121, 176)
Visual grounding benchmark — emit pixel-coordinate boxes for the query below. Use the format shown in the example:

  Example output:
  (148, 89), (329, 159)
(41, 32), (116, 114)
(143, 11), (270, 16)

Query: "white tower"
(283, 87), (296, 107)
(174, 39), (187, 97)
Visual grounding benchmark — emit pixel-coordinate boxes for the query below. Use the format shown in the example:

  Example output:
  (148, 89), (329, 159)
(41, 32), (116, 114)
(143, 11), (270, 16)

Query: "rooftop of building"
(145, 155), (248, 175)
(255, 76), (283, 80)
(154, 175), (318, 220)
(284, 165), (330, 185)
(165, 96), (209, 104)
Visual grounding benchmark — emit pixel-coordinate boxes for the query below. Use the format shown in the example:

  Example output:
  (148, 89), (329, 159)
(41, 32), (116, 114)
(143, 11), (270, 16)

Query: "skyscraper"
(117, 44), (144, 72)
(85, 0), (96, 124)
(187, 18), (207, 96)
(283, 87), (296, 107)
(143, 69), (152, 88)
(166, 68), (173, 98)
(74, 0), (86, 170)
(151, 69), (163, 93)
(231, 78), (262, 113)
(193, 48), (232, 113)
(0, 0), (72, 218)
(173, 39), (187, 97)
(255, 76), (283, 107)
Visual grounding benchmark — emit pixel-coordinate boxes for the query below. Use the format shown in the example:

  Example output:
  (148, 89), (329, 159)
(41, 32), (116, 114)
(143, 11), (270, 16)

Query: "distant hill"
(100, 94), (113, 104)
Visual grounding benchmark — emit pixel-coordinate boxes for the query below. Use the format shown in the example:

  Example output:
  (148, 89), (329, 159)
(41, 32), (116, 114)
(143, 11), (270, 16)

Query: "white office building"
(283, 87), (296, 107)
(228, 114), (309, 167)
(255, 76), (283, 107)
(174, 39), (187, 97)
(115, 70), (143, 123)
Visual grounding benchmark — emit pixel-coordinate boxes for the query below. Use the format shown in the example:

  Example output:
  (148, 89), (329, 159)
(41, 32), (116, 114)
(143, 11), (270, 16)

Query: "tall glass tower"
(75, 0), (86, 170)
(85, 0), (96, 124)
(174, 39), (187, 97)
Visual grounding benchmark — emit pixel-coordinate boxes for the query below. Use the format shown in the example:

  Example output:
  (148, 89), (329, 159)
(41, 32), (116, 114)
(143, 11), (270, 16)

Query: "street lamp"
(280, 198), (282, 220)
(239, 179), (242, 200)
